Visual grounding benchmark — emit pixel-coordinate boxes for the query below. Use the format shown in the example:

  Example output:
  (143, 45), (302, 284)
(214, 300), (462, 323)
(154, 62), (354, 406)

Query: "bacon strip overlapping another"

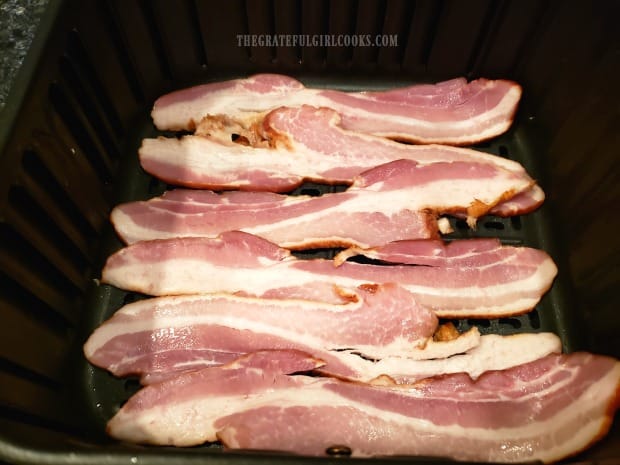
(107, 350), (620, 463)
(140, 105), (544, 216)
(84, 283), (562, 385)
(112, 158), (535, 248)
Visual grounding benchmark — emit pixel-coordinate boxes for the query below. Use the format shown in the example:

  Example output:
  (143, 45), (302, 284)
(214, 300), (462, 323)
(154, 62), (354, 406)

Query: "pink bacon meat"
(101, 232), (557, 318)
(83, 282), (562, 385)
(151, 74), (522, 145)
(140, 105), (544, 215)
(111, 158), (534, 248)
(107, 350), (620, 463)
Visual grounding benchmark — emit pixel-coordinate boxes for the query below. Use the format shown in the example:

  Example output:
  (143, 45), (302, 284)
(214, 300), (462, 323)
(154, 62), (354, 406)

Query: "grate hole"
(21, 149), (97, 244)
(65, 29), (124, 137)
(510, 216), (522, 231)
(122, 293), (147, 306)
(58, 55), (120, 160)
(289, 182), (341, 197)
(0, 268), (73, 337)
(331, 184), (348, 193)
(48, 83), (112, 184)
(467, 318), (491, 329)
(148, 176), (166, 196)
(124, 378), (141, 395)
(498, 145), (509, 157)
(483, 220), (505, 230)
(292, 248), (339, 260)
(528, 309), (541, 330)
(455, 219), (469, 230)
(299, 188), (321, 196)
(498, 317), (522, 329)
(472, 139), (491, 148)
(7, 187), (87, 292)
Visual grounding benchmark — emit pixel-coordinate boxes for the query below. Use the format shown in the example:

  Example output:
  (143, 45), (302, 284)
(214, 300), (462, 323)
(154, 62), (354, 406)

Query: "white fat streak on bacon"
(107, 351), (619, 463)
(348, 332), (561, 383)
(334, 237), (503, 266)
(207, 349), (326, 374)
(101, 234), (557, 318)
(151, 74), (521, 145)
(83, 284), (439, 373)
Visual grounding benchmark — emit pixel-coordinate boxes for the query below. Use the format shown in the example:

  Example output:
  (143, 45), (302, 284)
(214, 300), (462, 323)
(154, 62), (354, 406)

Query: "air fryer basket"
(0, 0), (618, 463)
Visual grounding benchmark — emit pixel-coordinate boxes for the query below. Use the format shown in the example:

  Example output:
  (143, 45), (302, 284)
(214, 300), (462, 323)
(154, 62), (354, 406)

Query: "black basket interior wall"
(0, 0), (618, 463)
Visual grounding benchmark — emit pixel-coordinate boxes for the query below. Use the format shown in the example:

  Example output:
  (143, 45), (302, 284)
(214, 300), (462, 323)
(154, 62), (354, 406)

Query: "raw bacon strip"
(85, 285), (562, 384)
(353, 332), (561, 384)
(107, 350), (620, 464)
(101, 232), (558, 318)
(110, 187), (437, 248)
(151, 74), (522, 145)
(84, 284), (439, 381)
(184, 349), (325, 375)
(111, 158), (534, 248)
(140, 106), (542, 216)
(137, 327), (488, 386)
